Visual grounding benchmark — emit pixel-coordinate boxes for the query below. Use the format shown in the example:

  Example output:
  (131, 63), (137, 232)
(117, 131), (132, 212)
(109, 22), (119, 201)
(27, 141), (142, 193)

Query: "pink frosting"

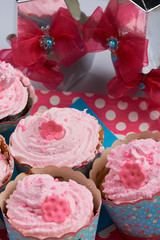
(18, 0), (67, 18)
(0, 61), (34, 121)
(9, 107), (103, 168)
(102, 138), (160, 204)
(0, 61), (15, 90)
(6, 174), (94, 239)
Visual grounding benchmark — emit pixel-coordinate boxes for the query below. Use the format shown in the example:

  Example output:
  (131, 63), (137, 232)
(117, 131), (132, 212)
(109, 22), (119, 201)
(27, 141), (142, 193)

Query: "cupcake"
(0, 166), (101, 239)
(0, 61), (35, 140)
(0, 135), (14, 192)
(9, 107), (104, 176)
(90, 131), (160, 240)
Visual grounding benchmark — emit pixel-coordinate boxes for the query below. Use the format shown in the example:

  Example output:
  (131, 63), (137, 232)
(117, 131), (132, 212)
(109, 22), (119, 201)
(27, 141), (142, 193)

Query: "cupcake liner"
(0, 166), (102, 240)
(15, 153), (100, 178)
(90, 131), (160, 239)
(0, 135), (14, 193)
(0, 111), (31, 144)
(103, 193), (160, 240)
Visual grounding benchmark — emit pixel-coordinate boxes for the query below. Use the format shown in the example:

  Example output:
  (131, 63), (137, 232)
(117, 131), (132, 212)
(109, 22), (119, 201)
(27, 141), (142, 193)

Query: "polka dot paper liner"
(32, 91), (160, 138)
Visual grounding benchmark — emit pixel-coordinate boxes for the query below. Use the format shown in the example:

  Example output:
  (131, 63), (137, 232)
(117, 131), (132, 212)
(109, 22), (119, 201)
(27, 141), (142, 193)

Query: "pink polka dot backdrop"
(32, 90), (160, 138)
(1, 90), (160, 240)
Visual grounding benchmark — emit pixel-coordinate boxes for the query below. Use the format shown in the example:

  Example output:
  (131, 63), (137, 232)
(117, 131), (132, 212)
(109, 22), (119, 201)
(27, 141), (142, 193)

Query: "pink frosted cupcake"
(0, 135), (14, 192)
(0, 166), (101, 239)
(9, 107), (104, 175)
(90, 131), (160, 240)
(0, 61), (35, 138)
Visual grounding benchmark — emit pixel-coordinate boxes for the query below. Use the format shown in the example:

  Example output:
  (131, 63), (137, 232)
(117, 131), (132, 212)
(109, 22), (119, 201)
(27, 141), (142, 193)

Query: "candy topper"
(119, 162), (146, 190)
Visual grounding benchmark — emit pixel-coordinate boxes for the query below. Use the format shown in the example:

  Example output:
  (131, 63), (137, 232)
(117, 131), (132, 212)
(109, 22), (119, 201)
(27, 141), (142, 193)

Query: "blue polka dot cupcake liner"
(90, 131), (160, 240)
(4, 213), (99, 240)
(0, 166), (101, 240)
(103, 195), (160, 240)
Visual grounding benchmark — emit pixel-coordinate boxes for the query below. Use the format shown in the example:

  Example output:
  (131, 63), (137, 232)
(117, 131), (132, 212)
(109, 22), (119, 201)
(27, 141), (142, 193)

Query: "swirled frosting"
(6, 174), (94, 239)
(102, 138), (160, 204)
(10, 107), (103, 168)
(0, 61), (34, 121)
(0, 61), (15, 90)
(18, 0), (67, 18)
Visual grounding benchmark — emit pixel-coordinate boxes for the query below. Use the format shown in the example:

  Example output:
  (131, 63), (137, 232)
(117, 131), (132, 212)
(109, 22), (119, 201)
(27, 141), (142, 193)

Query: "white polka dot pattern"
(72, 97), (80, 103)
(150, 111), (160, 120)
(117, 101), (128, 110)
(128, 112), (138, 122)
(30, 90), (160, 137)
(40, 90), (49, 94)
(116, 122), (126, 131)
(139, 123), (149, 131)
(105, 110), (116, 121)
(50, 95), (60, 105)
(139, 101), (147, 111)
(38, 106), (48, 111)
(63, 91), (72, 95)
(95, 99), (105, 109)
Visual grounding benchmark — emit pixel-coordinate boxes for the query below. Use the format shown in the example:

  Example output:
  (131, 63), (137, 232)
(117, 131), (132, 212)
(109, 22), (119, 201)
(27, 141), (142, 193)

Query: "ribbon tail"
(107, 75), (133, 97)
(27, 59), (64, 89)
(53, 38), (84, 67)
(11, 36), (44, 66)
(0, 48), (29, 73)
(116, 34), (147, 82)
(145, 86), (160, 107)
(0, 49), (17, 67)
(107, 59), (142, 97)
(0, 49), (63, 90)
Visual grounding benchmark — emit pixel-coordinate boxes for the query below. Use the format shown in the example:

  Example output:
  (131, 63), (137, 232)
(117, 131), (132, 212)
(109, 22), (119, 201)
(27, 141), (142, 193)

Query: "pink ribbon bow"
(11, 8), (84, 68)
(82, 0), (148, 82)
(0, 49), (64, 89)
(107, 60), (160, 106)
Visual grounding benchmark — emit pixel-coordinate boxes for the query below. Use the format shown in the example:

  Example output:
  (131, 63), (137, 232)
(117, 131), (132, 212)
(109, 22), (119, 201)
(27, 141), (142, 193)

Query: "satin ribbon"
(11, 8), (84, 68)
(0, 49), (64, 89)
(107, 60), (160, 105)
(82, 0), (148, 82)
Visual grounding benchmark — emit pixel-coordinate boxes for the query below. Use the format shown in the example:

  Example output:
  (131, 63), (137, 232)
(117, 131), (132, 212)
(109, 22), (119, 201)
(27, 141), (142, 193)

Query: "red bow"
(107, 60), (160, 105)
(82, 0), (148, 82)
(0, 49), (64, 89)
(11, 8), (84, 68)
